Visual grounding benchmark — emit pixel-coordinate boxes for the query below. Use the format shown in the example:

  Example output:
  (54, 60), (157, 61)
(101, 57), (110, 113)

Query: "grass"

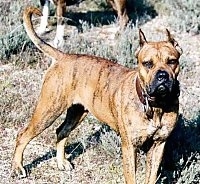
(0, 0), (200, 183)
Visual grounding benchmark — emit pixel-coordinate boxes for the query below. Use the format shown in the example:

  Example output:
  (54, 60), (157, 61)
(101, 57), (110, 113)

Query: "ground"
(0, 0), (200, 183)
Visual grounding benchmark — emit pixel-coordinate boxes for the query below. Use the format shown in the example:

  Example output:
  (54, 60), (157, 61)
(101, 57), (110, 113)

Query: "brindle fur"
(12, 7), (182, 184)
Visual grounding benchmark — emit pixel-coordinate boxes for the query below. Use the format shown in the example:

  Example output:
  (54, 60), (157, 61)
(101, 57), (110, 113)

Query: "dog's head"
(135, 29), (182, 105)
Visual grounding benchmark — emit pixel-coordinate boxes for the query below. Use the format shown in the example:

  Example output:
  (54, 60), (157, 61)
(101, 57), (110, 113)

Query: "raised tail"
(23, 6), (64, 60)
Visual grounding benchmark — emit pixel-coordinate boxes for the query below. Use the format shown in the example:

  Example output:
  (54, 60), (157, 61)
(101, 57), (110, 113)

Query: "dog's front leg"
(145, 110), (178, 183)
(37, 0), (50, 34)
(145, 141), (166, 184)
(53, 0), (66, 48)
(121, 139), (137, 184)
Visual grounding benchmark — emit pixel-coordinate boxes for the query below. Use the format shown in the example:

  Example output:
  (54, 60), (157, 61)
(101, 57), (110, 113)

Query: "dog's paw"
(57, 158), (73, 171)
(53, 37), (64, 49)
(11, 162), (27, 178)
(36, 26), (46, 36)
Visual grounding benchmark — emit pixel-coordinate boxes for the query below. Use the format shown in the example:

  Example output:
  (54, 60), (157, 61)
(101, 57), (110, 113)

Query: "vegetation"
(0, 0), (199, 183)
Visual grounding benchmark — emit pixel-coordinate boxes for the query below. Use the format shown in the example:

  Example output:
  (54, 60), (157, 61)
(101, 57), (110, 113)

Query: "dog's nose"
(156, 70), (169, 82)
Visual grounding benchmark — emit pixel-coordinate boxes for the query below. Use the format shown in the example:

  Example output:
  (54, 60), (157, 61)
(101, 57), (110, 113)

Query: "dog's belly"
(73, 89), (119, 131)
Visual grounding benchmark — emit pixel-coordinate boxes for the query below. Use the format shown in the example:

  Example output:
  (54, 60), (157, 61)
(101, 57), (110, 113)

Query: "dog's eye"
(168, 59), (178, 65)
(142, 61), (153, 69)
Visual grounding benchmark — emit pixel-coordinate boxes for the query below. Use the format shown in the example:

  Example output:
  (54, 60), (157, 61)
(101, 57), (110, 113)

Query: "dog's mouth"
(146, 70), (180, 101)
(147, 83), (171, 98)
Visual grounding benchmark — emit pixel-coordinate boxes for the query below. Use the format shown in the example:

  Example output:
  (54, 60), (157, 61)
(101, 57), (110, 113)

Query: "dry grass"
(0, 0), (200, 183)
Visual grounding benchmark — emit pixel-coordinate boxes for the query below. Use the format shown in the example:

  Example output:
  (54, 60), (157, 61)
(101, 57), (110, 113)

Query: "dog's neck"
(135, 75), (145, 105)
(135, 76), (153, 119)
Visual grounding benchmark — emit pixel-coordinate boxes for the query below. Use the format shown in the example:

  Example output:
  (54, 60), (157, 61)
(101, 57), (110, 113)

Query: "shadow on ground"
(160, 113), (200, 183)
(24, 113), (200, 183)
(24, 125), (110, 175)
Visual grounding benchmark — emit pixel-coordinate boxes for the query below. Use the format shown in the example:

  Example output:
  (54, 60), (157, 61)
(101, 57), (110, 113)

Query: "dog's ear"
(135, 29), (148, 58)
(139, 29), (147, 47)
(166, 29), (182, 55)
(166, 29), (177, 46)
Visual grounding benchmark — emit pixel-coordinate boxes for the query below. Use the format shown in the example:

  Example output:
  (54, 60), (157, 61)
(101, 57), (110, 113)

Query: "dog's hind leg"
(108, 0), (129, 29)
(56, 104), (88, 171)
(12, 94), (67, 177)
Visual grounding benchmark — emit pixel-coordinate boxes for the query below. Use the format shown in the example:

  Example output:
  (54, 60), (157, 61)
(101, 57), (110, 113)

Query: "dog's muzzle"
(146, 70), (177, 98)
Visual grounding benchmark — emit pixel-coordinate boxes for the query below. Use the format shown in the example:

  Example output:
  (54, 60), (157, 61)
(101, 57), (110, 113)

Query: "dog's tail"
(23, 6), (64, 60)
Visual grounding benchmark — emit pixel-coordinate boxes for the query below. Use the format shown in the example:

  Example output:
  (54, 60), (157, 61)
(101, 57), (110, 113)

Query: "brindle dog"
(12, 6), (182, 184)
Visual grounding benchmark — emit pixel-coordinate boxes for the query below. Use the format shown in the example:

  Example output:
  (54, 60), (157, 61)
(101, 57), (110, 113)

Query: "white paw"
(11, 161), (27, 178)
(53, 36), (64, 49)
(57, 158), (73, 171)
(36, 26), (47, 35)
(53, 24), (65, 48)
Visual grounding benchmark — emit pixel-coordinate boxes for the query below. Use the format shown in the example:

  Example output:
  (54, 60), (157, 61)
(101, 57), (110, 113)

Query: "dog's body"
(12, 6), (182, 184)
(38, 0), (128, 48)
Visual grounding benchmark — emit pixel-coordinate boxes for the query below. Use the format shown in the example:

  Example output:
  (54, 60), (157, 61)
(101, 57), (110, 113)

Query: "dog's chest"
(126, 108), (161, 141)
(146, 111), (171, 141)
